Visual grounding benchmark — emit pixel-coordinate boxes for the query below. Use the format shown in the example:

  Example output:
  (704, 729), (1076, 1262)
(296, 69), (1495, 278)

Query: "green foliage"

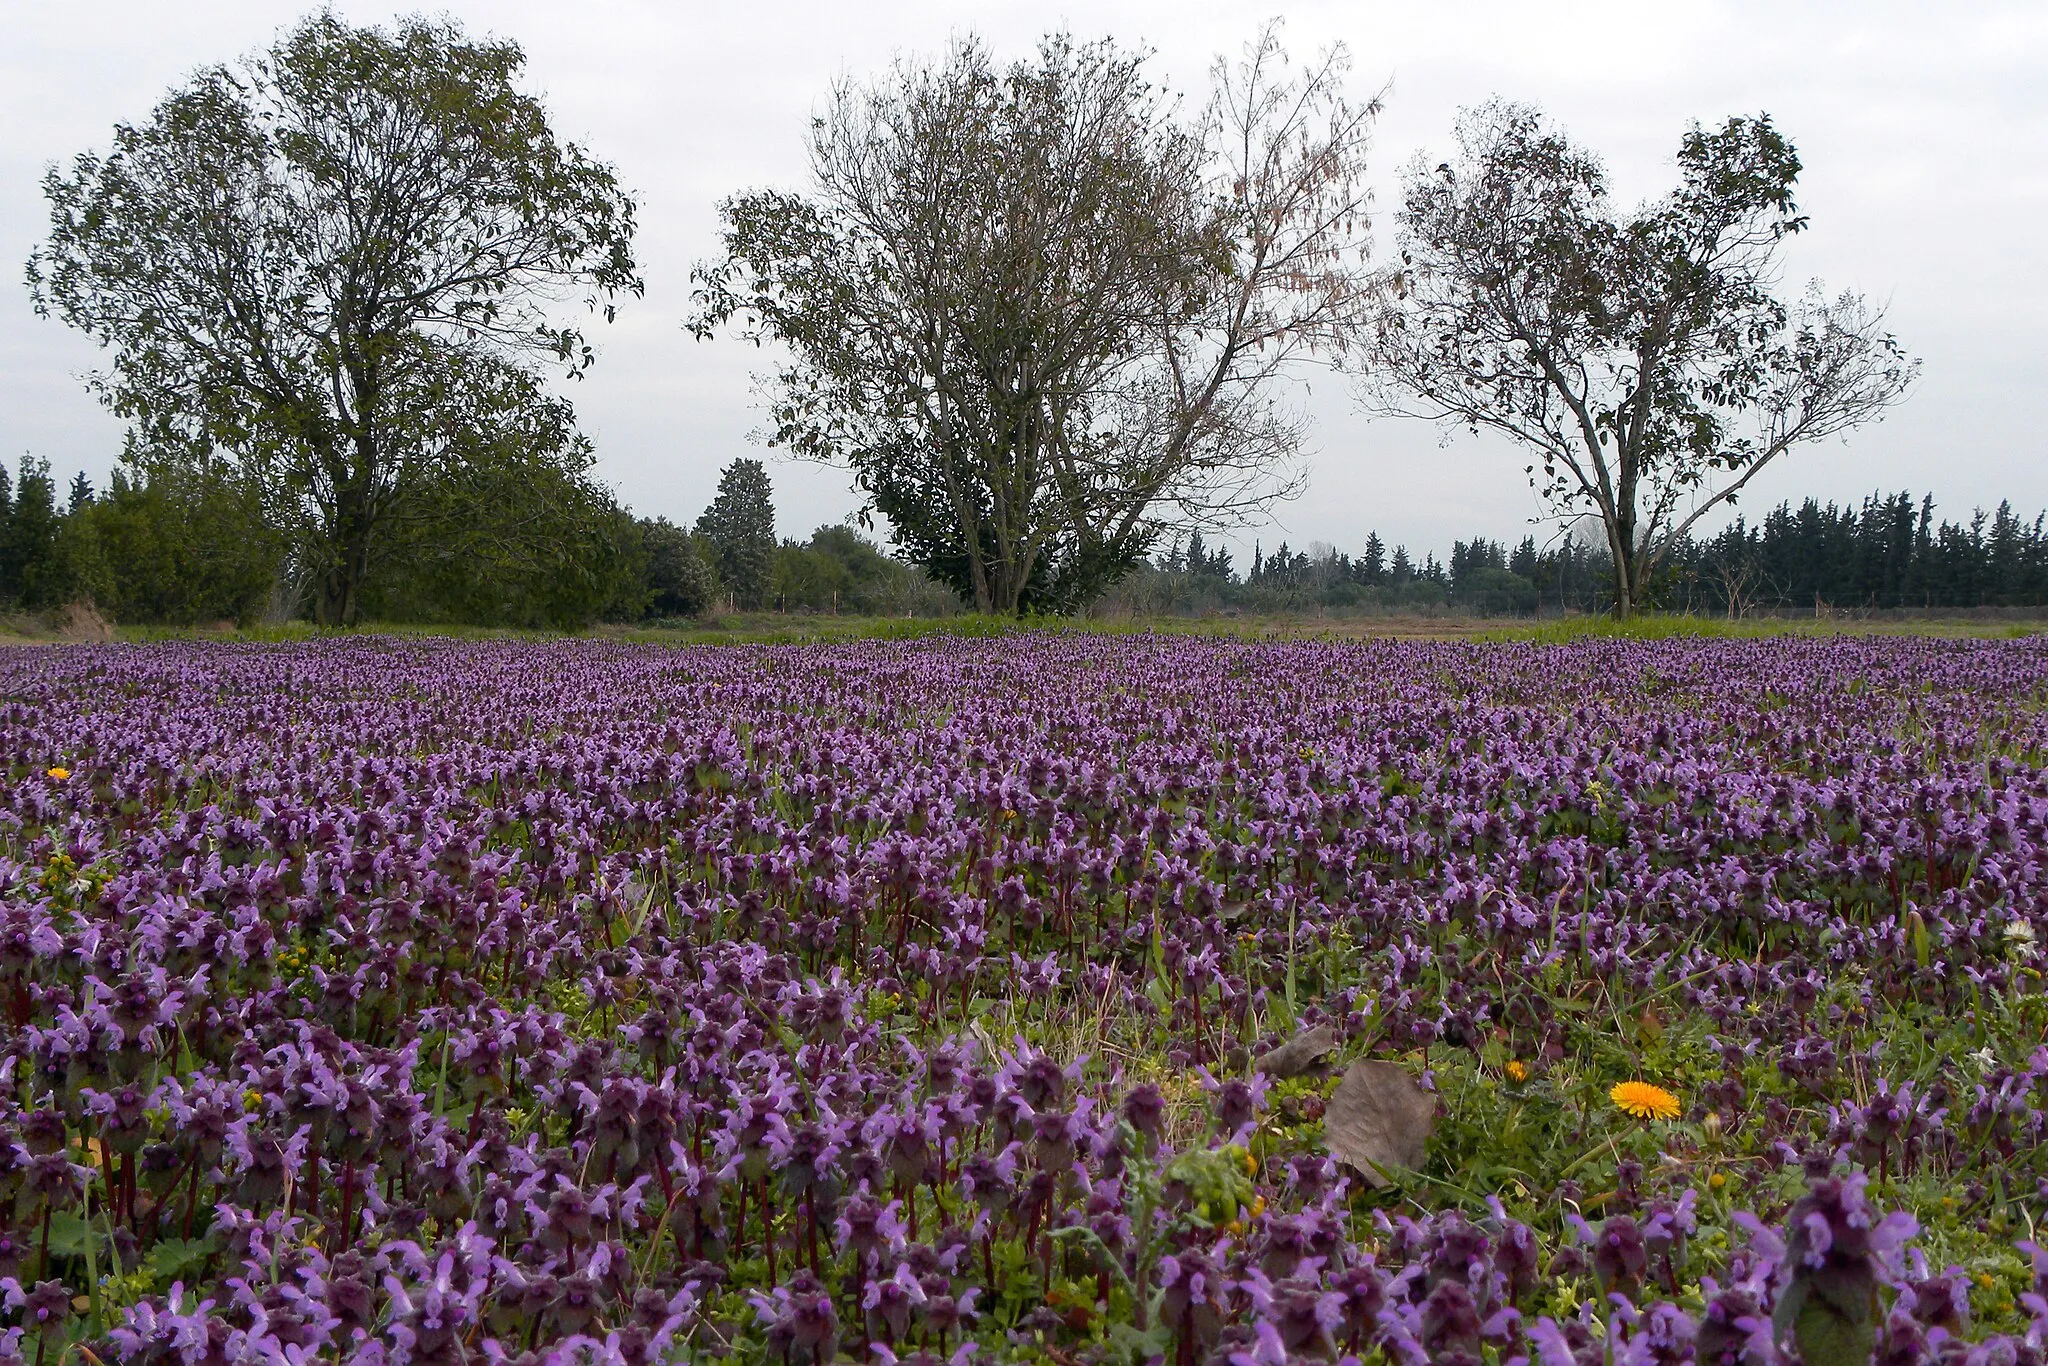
(1459, 565), (1540, 616)
(1777, 1267), (1877, 1366)
(772, 539), (853, 611)
(696, 459), (777, 609)
(1159, 1144), (1257, 1228)
(635, 517), (719, 618)
(357, 451), (633, 631)
(0, 456), (69, 609)
(29, 12), (640, 625)
(771, 524), (961, 615)
(84, 462), (283, 624)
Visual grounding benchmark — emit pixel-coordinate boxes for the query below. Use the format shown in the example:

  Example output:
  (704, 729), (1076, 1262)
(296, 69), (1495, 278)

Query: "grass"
(4, 607), (2042, 648)
(1480, 612), (2048, 644)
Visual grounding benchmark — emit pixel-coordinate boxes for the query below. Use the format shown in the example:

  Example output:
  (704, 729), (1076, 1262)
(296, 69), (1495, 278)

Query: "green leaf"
(45, 1210), (108, 1260)
(149, 1235), (222, 1283)
(1774, 1272), (1876, 1366)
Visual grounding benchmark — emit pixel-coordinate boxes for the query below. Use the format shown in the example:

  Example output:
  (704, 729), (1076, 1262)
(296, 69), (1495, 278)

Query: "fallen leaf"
(1322, 1059), (1435, 1188)
(1255, 1024), (1337, 1079)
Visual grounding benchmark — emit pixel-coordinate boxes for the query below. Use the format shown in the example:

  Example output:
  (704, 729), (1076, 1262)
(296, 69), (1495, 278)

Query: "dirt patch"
(55, 601), (114, 643)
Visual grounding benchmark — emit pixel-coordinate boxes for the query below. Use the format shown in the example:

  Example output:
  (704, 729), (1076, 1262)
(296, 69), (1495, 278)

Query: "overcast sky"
(3, 0), (2042, 559)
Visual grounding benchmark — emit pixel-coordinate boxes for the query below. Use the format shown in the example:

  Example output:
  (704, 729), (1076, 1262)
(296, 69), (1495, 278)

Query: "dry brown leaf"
(1322, 1059), (1435, 1188)
(1254, 1024), (1337, 1080)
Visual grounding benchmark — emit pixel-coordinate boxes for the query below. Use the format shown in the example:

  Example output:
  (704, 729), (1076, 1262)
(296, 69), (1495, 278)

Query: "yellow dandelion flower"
(1609, 1081), (1681, 1121)
(1505, 1060), (1531, 1083)
(1708, 1171), (1727, 1190)
(45, 767), (69, 781)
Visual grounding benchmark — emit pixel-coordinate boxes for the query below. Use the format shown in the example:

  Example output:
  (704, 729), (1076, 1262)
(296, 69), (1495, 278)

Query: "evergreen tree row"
(1112, 492), (2048, 617)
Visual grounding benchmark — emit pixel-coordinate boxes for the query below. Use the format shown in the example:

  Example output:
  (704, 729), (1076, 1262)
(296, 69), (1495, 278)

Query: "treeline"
(12, 462), (2046, 627)
(1672, 493), (2048, 613)
(1101, 493), (2048, 617)
(0, 455), (955, 629)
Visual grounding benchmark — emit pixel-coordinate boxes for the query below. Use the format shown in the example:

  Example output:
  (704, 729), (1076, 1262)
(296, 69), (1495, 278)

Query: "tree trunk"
(314, 493), (375, 627)
(992, 564), (1024, 617)
(1603, 526), (1641, 619)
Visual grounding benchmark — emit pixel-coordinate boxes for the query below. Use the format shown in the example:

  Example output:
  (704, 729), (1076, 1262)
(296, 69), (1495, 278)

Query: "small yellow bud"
(1708, 1171), (1727, 1190)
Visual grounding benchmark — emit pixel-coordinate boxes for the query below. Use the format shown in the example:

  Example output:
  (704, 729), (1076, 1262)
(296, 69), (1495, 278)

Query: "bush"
(86, 465), (283, 624)
(772, 525), (961, 615)
(1458, 565), (1539, 616)
(640, 518), (719, 617)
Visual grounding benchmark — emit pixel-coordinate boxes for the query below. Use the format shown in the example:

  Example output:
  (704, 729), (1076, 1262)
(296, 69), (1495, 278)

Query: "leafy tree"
(807, 525), (893, 589)
(86, 460), (284, 624)
(1365, 101), (1916, 616)
(638, 518), (719, 617)
(774, 524), (952, 614)
(1460, 566), (1538, 615)
(356, 435), (630, 629)
(696, 459), (777, 608)
(772, 542), (855, 612)
(692, 26), (1377, 614)
(29, 13), (639, 626)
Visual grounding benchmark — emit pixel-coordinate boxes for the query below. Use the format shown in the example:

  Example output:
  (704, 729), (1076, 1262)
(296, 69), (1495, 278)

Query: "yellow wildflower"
(45, 767), (69, 781)
(1505, 1060), (1530, 1083)
(1609, 1081), (1681, 1121)
(1708, 1171), (1727, 1190)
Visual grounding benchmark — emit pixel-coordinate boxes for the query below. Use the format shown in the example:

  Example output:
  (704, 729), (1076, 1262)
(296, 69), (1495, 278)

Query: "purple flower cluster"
(0, 633), (2041, 1363)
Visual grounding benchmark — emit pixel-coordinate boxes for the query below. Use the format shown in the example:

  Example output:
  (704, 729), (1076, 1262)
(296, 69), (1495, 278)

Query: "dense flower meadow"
(1, 633), (2046, 1366)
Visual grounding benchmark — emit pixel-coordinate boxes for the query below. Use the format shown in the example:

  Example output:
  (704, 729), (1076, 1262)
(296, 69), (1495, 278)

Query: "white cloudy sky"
(3, 0), (2043, 559)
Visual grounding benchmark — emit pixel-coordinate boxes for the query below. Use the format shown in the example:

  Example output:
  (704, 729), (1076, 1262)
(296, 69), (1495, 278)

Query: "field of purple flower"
(1, 634), (2046, 1366)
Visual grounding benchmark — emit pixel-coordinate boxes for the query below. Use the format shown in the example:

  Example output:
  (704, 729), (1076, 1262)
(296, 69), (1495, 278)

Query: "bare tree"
(691, 25), (1377, 614)
(1360, 100), (1916, 617)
